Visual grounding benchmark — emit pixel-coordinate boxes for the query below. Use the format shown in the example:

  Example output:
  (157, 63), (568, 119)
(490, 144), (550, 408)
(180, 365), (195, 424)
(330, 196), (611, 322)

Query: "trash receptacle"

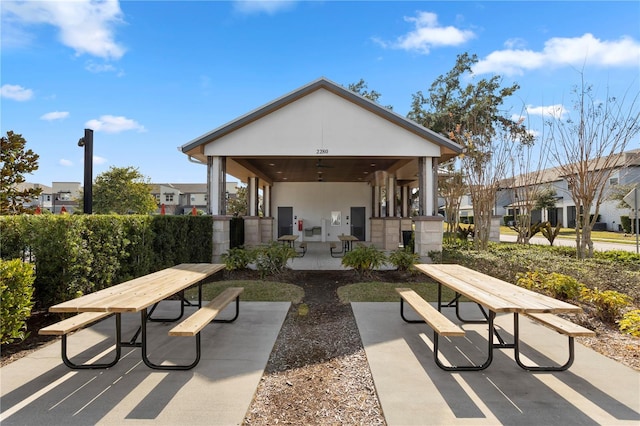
(402, 230), (414, 252)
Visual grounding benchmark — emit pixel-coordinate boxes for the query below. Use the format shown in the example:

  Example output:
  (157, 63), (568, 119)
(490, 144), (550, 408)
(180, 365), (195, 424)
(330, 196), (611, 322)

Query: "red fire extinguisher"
(298, 219), (303, 231)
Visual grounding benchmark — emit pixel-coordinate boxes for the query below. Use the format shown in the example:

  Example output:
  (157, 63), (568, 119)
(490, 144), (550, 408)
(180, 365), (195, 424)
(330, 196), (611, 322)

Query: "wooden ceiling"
(226, 156), (420, 185)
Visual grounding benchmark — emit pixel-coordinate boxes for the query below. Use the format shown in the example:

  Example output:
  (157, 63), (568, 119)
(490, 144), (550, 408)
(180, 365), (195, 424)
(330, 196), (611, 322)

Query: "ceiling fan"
(315, 159), (333, 168)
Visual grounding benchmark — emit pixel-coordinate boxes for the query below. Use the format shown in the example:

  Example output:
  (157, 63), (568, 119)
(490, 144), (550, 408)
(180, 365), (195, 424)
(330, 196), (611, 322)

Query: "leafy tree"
(609, 183), (638, 209)
(348, 79), (393, 110)
(93, 166), (157, 214)
(408, 53), (530, 250)
(546, 76), (640, 258)
(227, 186), (248, 216)
(0, 131), (41, 215)
(534, 187), (558, 214)
(438, 165), (466, 237)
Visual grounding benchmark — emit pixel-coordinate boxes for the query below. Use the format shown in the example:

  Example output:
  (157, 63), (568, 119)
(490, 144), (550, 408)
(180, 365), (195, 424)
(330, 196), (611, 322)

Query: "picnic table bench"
(40, 263), (238, 370)
(399, 264), (594, 371)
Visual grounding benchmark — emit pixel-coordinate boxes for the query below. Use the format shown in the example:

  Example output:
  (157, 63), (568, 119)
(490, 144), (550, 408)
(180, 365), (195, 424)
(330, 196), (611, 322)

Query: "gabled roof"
(180, 77), (461, 156)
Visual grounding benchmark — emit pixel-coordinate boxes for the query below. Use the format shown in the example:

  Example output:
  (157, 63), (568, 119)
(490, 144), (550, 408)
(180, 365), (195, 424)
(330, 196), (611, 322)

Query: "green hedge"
(0, 258), (35, 344)
(0, 215), (213, 308)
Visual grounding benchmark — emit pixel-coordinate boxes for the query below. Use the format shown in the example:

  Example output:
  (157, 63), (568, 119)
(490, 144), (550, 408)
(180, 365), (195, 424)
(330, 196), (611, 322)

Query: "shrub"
(388, 248), (419, 272)
(1, 259), (35, 344)
(580, 287), (632, 323)
(341, 245), (387, 279)
(516, 270), (546, 293)
(544, 272), (585, 300)
(515, 270), (585, 300)
(618, 309), (640, 337)
(222, 247), (254, 271)
(540, 221), (562, 246)
(252, 242), (297, 278)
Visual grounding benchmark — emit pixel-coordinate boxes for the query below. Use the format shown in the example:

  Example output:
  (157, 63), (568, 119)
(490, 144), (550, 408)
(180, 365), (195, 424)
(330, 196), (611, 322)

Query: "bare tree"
(438, 160), (466, 238)
(546, 76), (640, 258)
(508, 113), (550, 244)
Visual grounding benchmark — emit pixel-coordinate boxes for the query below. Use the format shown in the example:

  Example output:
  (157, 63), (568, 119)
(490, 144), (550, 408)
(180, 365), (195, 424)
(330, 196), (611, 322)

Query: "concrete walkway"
(353, 302), (640, 425)
(0, 301), (289, 426)
(2, 299), (639, 425)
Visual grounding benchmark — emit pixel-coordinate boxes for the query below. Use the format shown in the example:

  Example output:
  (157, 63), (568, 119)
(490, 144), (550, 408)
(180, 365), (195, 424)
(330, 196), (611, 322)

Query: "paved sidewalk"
(0, 301), (290, 426)
(353, 302), (640, 425)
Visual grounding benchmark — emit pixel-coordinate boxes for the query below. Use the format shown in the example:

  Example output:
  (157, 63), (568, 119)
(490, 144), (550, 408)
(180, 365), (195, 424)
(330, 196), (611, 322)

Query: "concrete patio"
(1, 299), (638, 425)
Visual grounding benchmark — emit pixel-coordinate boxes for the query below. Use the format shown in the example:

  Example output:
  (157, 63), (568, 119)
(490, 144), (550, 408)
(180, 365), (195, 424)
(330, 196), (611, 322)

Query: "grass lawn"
(186, 280), (304, 304)
(498, 226), (637, 244)
(186, 279), (459, 304)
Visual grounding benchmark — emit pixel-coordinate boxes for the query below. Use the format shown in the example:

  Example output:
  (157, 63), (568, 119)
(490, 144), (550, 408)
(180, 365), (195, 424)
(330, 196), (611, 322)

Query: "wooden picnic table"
(338, 234), (358, 252)
(413, 263), (589, 371)
(48, 263), (225, 370)
(277, 234), (299, 248)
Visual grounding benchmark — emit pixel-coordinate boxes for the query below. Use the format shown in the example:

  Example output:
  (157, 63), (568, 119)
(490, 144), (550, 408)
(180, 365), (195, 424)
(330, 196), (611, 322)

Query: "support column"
(207, 156), (229, 262)
(387, 175), (397, 217)
(262, 184), (271, 218)
(372, 185), (381, 217)
(401, 185), (410, 218)
(417, 157), (432, 216)
(414, 216), (444, 261)
(244, 176), (261, 247)
(207, 156), (226, 215)
(248, 177), (259, 217)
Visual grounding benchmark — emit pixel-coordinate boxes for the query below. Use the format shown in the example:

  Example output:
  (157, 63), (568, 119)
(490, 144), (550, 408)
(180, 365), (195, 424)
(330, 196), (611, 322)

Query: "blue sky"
(2, 0), (639, 186)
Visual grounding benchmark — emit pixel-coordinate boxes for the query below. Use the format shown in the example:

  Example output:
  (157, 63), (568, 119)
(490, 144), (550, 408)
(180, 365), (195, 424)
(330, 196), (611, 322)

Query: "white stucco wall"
(204, 89), (442, 158)
(271, 182), (370, 242)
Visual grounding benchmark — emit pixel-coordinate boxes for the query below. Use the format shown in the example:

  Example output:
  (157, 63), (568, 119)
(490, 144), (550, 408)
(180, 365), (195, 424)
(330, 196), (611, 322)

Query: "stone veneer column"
(490, 215), (502, 243)
(370, 217), (384, 247)
(383, 217), (401, 250)
(413, 216), (444, 261)
(211, 215), (231, 263)
(243, 216), (261, 247)
(260, 217), (274, 244)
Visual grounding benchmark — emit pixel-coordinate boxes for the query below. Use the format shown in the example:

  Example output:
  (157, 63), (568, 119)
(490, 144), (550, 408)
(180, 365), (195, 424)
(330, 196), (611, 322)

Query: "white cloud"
(1, 84), (33, 101)
(375, 11), (475, 54)
(94, 155), (108, 165)
(85, 61), (116, 73)
(85, 115), (146, 133)
(40, 111), (69, 121)
(233, 0), (295, 15)
(525, 104), (568, 119)
(474, 33), (640, 76)
(59, 159), (73, 167)
(2, 0), (126, 60)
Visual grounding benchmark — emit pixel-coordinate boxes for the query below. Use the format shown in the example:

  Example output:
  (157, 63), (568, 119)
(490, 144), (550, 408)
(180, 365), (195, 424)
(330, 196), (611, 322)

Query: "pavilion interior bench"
(396, 288), (465, 370)
(39, 312), (118, 369)
(329, 242), (343, 257)
(297, 242), (307, 257)
(167, 287), (244, 369)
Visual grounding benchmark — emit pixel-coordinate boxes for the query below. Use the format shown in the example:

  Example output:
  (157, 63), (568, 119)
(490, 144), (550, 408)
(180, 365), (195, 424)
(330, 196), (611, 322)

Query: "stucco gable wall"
(203, 88), (442, 157)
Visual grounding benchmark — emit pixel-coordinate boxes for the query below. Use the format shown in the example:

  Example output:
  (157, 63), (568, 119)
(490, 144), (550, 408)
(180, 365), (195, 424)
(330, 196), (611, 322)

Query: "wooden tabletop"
(50, 263), (225, 314)
(338, 235), (358, 242)
(277, 235), (299, 242)
(415, 264), (582, 314)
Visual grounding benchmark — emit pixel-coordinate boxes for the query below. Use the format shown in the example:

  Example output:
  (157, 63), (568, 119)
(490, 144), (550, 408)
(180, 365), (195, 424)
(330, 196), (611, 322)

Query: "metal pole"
(635, 186), (638, 254)
(78, 129), (93, 214)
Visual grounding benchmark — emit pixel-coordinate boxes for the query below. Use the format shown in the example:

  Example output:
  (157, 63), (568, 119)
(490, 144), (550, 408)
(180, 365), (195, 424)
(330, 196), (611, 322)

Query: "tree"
(438, 163), (466, 238)
(92, 166), (157, 214)
(348, 79), (393, 110)
(0, 131), (41, 215)
(226, 186), (248, 216)
(546, 76), (640, 258)
(408, 53), (530, 250)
